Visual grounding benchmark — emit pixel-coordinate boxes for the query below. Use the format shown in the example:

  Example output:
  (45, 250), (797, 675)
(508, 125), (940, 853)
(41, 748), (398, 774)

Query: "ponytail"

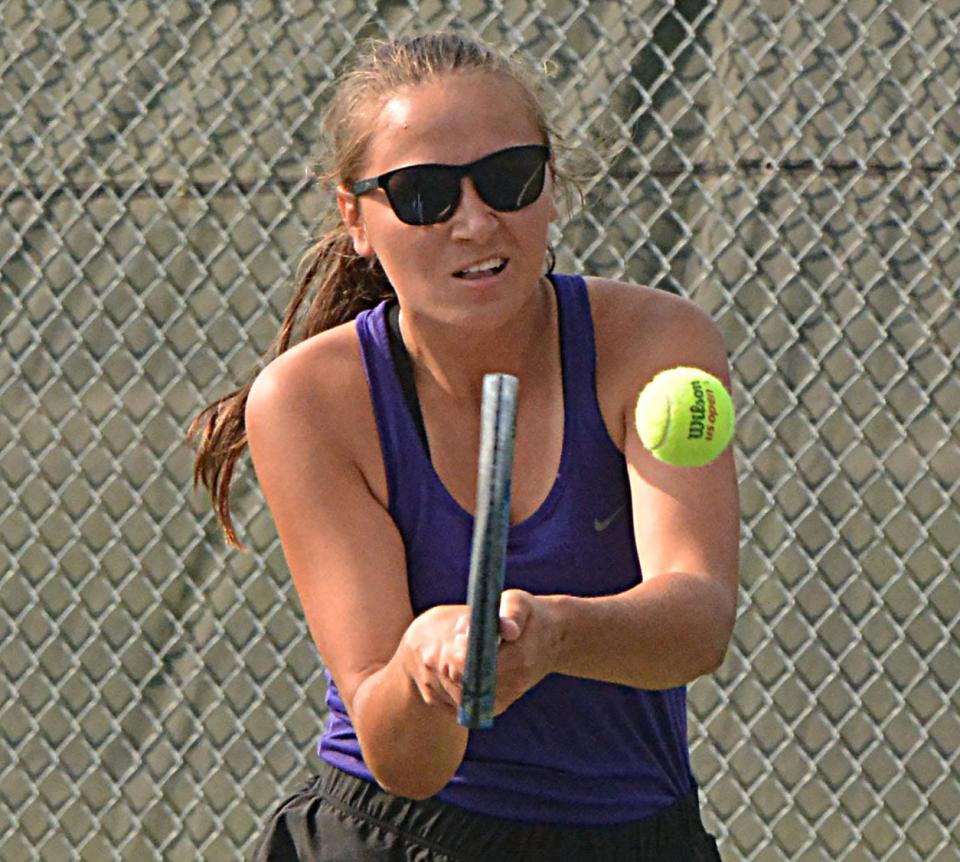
(189, 225), (393, 547)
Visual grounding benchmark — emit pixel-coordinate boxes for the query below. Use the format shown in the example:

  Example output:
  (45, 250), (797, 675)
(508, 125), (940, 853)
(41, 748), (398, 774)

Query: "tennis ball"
(635, 366), (735, 467)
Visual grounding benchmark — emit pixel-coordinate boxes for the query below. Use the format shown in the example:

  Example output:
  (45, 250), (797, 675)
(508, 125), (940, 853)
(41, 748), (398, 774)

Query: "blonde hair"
(190, 32), (573, 547)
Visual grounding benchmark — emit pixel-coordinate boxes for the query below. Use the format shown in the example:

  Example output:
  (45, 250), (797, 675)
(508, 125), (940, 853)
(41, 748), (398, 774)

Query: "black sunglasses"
(349, 144), (551, 226)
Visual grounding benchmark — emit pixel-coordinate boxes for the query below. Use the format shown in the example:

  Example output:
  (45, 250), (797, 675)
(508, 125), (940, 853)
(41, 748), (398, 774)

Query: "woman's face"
(338, 72), (558, 330)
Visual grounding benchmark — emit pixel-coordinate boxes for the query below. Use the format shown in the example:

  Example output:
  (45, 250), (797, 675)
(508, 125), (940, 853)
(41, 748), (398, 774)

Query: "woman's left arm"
(493, 285), (740, 701)
(537, 432), (739, 689)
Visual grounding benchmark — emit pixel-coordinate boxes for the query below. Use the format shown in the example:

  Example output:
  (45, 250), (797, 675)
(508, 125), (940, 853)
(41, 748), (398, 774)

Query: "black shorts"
(253, 761), (722, 861)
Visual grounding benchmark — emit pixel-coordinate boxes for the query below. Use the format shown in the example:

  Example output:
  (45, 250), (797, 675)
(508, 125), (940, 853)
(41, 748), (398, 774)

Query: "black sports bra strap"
(386, 301), (431, 459)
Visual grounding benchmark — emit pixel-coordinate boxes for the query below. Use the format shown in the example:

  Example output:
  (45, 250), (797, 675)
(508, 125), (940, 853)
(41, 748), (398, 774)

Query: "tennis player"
(192, 31), (738, 861)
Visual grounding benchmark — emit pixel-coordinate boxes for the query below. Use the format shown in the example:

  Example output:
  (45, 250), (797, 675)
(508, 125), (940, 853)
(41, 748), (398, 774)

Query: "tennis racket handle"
(458, 373), (518, 729)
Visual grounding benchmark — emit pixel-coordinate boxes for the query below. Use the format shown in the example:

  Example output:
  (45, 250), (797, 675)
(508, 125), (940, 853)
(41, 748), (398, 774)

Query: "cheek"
(362, 209), (414, 259)
(520, 204), (555, 250)
(368, 224), (438, 281)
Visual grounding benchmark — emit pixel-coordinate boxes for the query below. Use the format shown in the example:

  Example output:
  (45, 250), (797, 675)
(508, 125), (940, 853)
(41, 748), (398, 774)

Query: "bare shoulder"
(582, 276), (731, 448)
(248, 321), (364, 425)
(245, 319), (381, 487)
(584, 276), (730, 386)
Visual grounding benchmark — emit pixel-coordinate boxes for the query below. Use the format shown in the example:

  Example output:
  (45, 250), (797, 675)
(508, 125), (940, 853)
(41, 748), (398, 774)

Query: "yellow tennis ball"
(635, 366), (735, 467)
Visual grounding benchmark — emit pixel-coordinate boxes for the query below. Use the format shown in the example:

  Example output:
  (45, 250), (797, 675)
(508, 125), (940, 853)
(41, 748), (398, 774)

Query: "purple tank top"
(319, 274), (695, 824)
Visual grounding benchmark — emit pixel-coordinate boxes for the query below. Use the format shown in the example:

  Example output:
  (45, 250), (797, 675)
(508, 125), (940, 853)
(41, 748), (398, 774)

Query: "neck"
(398, 277), (554, 403)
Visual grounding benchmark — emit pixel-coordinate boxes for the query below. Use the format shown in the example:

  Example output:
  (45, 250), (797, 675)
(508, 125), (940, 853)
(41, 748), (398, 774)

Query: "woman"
(192, 31), (738, 861)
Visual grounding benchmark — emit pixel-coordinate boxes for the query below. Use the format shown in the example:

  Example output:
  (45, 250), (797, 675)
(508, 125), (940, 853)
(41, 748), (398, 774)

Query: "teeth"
(461, 257), (505, 274)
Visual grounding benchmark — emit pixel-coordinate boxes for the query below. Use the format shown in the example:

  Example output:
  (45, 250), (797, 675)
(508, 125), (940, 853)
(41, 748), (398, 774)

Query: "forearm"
(544, 571), (737, 689)
(350, 646), (468, 799)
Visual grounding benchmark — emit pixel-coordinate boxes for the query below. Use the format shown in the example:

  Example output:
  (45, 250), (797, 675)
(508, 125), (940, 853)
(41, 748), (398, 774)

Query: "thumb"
(498, 589), (530, 642)
(499, 616), (522, 642)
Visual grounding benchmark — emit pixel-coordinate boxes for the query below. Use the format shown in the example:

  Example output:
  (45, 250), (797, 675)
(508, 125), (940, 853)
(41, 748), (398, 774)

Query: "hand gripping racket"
(457, 373), (518, 729)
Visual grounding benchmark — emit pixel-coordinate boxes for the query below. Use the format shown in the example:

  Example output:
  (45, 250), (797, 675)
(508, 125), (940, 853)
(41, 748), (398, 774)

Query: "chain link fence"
(2, 0), (958, 859)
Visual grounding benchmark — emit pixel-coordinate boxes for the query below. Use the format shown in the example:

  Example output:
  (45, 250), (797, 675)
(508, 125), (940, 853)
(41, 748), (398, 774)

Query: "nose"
(449, 178), (497, 240)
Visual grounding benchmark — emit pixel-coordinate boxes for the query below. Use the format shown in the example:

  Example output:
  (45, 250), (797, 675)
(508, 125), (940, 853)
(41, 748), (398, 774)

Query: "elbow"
(377, 780), (443, 802)
(362, 727), (459, 801)
(350, 679), (466, 801)
(369, 761), (453, 801)
(701, 636), (731, 676)
(681, 633), (730, 685)
(700, 591), (737, 676)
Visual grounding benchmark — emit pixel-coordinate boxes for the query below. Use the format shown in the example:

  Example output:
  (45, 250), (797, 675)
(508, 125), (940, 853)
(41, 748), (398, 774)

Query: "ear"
(547, 194), (559, 223)
(546, 165), (560, 223)
(336, 187), (373, 257)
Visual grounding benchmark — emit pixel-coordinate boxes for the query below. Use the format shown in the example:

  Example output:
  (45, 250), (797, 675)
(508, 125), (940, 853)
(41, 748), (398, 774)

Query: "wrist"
(539, 593), (577, 676)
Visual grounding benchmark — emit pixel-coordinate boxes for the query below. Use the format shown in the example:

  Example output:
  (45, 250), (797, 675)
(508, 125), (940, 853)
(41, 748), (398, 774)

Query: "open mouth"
(453, 257), (508, 280)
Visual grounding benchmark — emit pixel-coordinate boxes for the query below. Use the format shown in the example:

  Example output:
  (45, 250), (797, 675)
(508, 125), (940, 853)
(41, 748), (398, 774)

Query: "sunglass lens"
(474, 147), (547, 212)
(386, 166), (461, 225)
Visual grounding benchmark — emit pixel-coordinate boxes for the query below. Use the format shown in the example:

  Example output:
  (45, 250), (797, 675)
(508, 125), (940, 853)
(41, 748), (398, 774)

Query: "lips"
(453, 257), (508, 279)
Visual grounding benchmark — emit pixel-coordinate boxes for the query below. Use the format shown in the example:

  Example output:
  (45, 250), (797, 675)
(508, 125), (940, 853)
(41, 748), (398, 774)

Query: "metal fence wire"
(2, 0), (958, 859)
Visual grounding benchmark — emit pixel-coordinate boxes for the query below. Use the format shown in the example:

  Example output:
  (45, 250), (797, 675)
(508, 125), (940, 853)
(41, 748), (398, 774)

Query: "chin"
(455, 275), (545, 326)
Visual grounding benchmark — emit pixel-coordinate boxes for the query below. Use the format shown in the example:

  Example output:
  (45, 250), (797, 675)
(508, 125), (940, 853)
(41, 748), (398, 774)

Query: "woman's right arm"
(244, 339), (469, 799)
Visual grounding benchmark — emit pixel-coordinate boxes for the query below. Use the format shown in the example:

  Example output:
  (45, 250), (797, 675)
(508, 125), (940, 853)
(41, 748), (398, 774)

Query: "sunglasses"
(349, 144), (551, 226)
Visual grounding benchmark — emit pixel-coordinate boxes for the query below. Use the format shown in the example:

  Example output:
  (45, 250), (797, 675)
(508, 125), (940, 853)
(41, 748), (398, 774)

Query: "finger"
(419, 675), (457, 708)
(440, 637), (467, 685)
(439, 673), (462, 705)
(414, 647), (458, 706)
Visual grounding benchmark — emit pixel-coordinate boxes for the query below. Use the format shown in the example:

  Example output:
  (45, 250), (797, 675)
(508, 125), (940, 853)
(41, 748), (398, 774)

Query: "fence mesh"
(2, 1), (958, 859)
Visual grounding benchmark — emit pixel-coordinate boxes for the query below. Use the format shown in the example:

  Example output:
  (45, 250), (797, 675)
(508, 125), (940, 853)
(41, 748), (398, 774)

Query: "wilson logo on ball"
(686, 380), (721, 442)
(636, 367), (735, 467)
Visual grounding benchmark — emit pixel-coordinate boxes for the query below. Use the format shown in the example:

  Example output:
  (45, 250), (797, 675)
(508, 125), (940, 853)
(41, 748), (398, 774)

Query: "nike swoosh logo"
(594, 504), (626, 532)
